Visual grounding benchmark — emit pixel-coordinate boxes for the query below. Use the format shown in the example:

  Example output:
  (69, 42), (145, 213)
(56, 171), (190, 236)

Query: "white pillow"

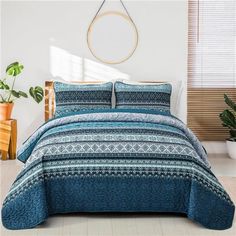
(121, 80), (183, 117)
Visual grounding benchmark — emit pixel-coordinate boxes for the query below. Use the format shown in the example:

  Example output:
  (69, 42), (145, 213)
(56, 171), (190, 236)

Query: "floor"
(0, 154), (236, 236)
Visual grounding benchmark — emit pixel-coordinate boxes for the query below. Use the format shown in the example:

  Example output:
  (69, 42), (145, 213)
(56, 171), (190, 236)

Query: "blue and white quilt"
(1, 109), (235, 230)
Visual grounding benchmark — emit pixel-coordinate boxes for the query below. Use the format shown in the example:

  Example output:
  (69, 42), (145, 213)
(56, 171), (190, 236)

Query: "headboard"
(44, 80), (107, 121)
(45, 81), (55, 121)
(44, 80), (169, 121)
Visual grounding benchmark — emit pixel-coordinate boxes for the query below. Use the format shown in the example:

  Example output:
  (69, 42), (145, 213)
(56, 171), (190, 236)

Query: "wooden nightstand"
(0, 119), (17, 160)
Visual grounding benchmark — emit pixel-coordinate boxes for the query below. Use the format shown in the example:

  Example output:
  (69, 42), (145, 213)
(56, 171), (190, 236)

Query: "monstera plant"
(0, 62), (44, 120)
(219, 94), (236, 159)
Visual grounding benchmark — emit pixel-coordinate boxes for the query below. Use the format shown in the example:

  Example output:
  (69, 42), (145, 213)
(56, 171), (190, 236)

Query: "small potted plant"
(219, 94), (236, 159)
(0, 62), (44, 120)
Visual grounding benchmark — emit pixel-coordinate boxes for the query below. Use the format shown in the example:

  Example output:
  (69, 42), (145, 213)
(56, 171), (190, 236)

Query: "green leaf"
(29, 87), (35, 99)
(0, 80), (10, 90)
(4, 84), (10, 90)
(230, 129), (236, 139)
(29, 86), (44, 103)
(219, 109), (236, 129)
(0, 81), (4, 89)
(11, 90), (20, 98)
(6, 62), (24, 76)
(18, 90), (28, 98)
(224, 94), (236, 112)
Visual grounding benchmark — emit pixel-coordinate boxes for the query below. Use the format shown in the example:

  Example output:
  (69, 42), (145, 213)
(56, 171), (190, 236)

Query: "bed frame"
(44, 80), (166, 121)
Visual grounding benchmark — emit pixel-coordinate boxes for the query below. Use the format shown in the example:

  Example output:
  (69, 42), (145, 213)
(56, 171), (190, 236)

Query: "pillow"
(114, 81), (172, 113)
(54, 81), (113, 117)
(121, 80), (183, 116)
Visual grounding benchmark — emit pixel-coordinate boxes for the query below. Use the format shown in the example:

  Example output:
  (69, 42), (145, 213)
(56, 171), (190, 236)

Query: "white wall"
(1, 0), (188, 146)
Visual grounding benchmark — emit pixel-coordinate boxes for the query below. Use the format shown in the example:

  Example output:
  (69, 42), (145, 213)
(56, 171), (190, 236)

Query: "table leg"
(9, 121), (17, 160)
(1, 151), (8, 160)
(9, 141), (16, 159)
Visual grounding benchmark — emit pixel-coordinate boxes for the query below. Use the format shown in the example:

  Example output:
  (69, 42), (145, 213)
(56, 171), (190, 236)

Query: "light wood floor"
(0, 154), (236, 236)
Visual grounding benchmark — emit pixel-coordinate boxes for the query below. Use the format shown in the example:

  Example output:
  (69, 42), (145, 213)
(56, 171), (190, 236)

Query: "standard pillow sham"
(54, 81), (113, 117)
(114, 81), (172, 113)
(121, 80), (183, 117)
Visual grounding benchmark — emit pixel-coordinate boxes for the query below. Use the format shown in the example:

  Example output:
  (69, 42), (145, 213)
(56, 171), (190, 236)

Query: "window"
(188, 0), (236, 140)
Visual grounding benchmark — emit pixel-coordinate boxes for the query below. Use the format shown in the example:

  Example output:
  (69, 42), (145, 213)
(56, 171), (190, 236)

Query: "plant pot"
(0, 103), (14, 120)
(226, 140), (236, 159)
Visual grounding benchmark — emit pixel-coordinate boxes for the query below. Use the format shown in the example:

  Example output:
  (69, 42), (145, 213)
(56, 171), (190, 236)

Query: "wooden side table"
(0, 119), (17, 160)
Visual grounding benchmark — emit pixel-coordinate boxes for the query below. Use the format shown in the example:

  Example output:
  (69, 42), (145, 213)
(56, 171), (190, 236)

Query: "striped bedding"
(1, 109), (235, 230)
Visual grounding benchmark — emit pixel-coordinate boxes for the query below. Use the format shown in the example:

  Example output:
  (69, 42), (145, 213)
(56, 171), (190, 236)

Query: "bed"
(1, 81), (235, 230)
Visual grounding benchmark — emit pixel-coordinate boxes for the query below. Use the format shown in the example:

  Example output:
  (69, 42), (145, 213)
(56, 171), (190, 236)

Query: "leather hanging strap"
(90, 0), (136, 24)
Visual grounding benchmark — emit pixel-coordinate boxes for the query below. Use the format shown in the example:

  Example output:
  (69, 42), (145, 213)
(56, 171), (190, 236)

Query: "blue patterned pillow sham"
(54, 81), (113, 117)
(114, 81), (172, 113)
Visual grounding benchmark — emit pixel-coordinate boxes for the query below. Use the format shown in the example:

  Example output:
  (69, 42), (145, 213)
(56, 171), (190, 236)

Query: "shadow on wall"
(50, 46), (130, 82)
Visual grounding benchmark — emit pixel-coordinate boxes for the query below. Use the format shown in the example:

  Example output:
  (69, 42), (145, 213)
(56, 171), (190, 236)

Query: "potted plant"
(0, 62), (44, 120)
(219, 94), (236, 159)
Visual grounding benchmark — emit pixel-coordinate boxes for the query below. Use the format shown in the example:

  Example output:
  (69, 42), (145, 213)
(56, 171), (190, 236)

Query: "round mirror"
(87, 11), (138, 64)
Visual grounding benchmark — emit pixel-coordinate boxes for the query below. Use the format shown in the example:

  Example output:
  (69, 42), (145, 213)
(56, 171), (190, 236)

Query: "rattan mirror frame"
(87, 11), (139, 64)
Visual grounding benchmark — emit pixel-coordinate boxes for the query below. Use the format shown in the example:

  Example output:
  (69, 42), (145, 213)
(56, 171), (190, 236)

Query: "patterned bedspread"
(1, 109), (235, 230)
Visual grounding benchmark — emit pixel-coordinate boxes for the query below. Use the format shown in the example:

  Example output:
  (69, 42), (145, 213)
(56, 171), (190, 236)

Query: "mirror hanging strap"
(90, 0), (136, 25)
